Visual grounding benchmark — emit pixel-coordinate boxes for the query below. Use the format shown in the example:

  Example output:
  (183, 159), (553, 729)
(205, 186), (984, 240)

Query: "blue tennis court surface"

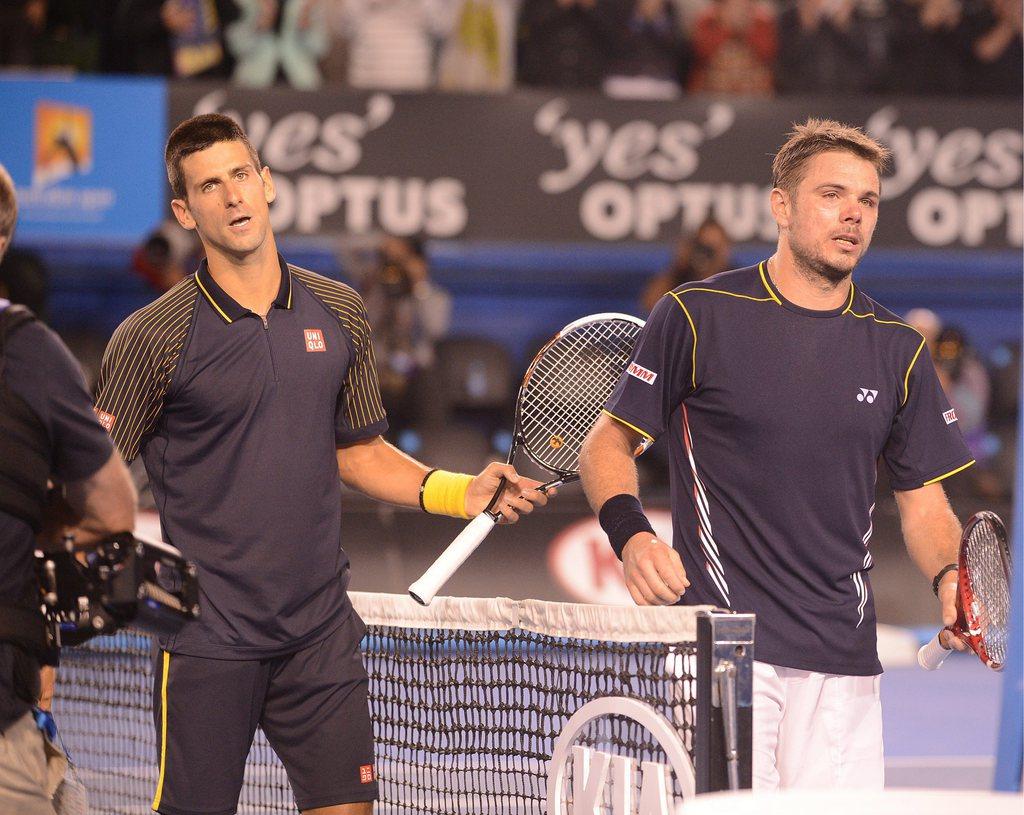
(882, 652), (1003, 790)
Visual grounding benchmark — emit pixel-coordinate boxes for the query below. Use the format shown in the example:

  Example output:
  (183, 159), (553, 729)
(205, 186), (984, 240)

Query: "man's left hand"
(937, 570), (969, 652)
(465, 462), (554, 523)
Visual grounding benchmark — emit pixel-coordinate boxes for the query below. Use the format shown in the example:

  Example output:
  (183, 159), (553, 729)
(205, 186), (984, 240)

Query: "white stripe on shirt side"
(682, 406), (730, 605)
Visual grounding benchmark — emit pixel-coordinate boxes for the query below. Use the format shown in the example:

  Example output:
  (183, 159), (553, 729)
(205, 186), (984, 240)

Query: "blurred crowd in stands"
(0, 0), (1020, 97)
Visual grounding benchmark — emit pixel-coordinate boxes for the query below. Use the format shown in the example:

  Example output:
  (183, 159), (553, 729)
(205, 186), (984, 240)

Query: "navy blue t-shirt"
(0, 304), (113, 728)
(94, 259), (387, 659)
(606, 263), (973, 675)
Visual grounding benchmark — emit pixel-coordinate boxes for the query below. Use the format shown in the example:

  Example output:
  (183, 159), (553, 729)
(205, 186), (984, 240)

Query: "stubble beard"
(788, 230), (859, 287)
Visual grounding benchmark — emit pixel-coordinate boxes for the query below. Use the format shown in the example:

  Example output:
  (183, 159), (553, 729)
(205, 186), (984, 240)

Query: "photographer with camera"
(362, 234), (452, 434)
(640, 217), (732, 313)
(0, 162), (137, 815)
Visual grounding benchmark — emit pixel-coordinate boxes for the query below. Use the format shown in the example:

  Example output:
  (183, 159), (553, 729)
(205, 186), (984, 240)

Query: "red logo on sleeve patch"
(627, 361), (657, 384)
(304, 329), (326, 352)
(94, 408), (115, 431)
(359, 764), (375, 784)
(943, 409), (958, 425)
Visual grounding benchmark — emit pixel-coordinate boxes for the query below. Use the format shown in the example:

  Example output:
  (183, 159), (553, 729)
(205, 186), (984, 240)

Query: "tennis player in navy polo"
(93, 114), (550, 815)
(580, 119), (974, 790)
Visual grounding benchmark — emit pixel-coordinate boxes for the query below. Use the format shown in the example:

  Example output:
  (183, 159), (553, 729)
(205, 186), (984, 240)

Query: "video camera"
(35, 533), (200, 647)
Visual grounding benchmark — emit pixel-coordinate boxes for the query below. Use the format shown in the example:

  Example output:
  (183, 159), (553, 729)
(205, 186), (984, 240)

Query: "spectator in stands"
(962, 0), (1023, 96)
(516, 0), (623, 89)
(437, 0), (518, 92)
(227, 0), (328, 88)
(886, 0), (968, 94)
(362, 235), (452, 434)
(100, 0), (235, 77)
(776, 0), (888, 94)
(603, 0), (690, 99)
(640, 217), (732, 312)
(688, 0), (777, 95)
(131, 220), (200, 294)
(332, 0), (455, 90)
(0, 0), (44, 66)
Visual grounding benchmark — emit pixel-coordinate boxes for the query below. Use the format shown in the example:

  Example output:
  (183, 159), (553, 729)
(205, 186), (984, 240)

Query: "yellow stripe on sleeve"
(902, 337), (926, 406)
(152, 651), (171, 811)
(668, 291), (698, 390)
(923, 460), (976, 486)
(602, 409), (655, 442)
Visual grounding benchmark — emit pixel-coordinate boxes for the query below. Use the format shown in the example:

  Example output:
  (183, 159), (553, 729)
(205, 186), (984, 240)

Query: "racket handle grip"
(918, 631), (952, 670)
(408, 513), (497, 606)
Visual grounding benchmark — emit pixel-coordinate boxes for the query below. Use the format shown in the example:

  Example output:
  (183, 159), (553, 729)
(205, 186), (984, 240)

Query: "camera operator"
(0, 162), (137, 815)
(361, 234), (451, 434)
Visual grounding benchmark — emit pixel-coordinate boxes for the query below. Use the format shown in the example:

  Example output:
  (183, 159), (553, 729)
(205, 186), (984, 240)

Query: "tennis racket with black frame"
(408, 312), (646, 606)
(918, 510), (1012, 671)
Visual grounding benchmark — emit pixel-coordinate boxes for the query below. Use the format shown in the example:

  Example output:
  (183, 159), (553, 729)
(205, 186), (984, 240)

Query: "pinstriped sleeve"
(93, 286), (194, 463)
(93, 317), (168, 463)
(336, 298), (388, 444)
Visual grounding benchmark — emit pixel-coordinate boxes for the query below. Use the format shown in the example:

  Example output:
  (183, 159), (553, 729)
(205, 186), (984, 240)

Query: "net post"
(695, 610), (755, 793)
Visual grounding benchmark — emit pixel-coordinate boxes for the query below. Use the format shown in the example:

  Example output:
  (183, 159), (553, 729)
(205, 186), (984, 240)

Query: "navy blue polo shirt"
(606, 263), (973, 676)
(94, 258), (387, 658)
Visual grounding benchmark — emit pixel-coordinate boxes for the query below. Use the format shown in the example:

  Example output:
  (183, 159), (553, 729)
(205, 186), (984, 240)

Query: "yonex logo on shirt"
(304, 329), (326, 352)
(856, 388), (878, 403)
(943, 408), (958, 424)
(627, 362), (658, 385)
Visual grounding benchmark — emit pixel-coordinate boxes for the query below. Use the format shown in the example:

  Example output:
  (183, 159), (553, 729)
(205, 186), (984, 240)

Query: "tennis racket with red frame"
(408, 313), (645, 606)
(918, 511), (1012, 671)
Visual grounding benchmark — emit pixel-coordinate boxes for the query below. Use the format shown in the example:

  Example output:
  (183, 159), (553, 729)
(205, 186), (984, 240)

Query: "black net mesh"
(52, 597), (700, 814)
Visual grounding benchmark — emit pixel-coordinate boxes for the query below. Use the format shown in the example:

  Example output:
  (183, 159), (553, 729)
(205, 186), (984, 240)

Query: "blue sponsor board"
(0, 75), (166, 242)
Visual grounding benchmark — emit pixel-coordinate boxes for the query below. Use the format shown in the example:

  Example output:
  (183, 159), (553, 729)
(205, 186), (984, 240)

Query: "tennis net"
(52, 593), (751, 814)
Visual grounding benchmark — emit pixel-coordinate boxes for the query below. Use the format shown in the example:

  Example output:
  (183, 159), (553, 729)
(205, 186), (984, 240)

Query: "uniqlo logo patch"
(943, 408), (958, 425)
(359, 764), (375, 784)
(94, 408), (115, 431)
(627, 361), (657, 385)
(304, 329), (326, 352)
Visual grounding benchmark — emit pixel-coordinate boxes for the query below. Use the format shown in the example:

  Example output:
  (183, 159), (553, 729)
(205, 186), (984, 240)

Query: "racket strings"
(519, 320), (642, 474)
(964, 521), (1011, 664)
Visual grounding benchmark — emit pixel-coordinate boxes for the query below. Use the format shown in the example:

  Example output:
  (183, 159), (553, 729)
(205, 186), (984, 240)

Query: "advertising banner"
(0, 76), (167, 242)
(170, 83), (1022, 251)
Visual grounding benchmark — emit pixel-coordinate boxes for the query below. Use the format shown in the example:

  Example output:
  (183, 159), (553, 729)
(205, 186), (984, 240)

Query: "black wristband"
(418, 469), (438, 513)
(931, 563), (958, 596)
(599, 494), (656, 561)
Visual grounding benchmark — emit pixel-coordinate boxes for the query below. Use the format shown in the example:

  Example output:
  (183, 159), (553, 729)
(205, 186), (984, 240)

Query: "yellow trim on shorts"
(602, 409), (655, 442)
(152, 651), (171, 811)
(923, 460), (976, 486)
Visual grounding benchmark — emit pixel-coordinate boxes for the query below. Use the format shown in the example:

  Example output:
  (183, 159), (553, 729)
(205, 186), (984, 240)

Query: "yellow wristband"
(420, 470), (474, 519)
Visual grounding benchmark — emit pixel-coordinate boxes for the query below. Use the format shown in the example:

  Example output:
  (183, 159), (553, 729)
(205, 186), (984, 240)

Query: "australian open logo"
(547, 697), (694, 814)
(33, 101), (93, 187)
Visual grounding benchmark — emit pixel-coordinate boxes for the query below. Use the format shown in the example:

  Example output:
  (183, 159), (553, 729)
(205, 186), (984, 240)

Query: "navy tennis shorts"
(150, 611), (377, 815)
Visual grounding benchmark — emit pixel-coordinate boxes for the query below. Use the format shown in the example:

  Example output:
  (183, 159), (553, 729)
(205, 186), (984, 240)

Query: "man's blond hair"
(772, 119), (891, 193)
(0, 162), (17, 245)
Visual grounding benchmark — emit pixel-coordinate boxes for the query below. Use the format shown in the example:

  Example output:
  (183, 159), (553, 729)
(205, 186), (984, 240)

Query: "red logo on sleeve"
(94, 408), (115, 431)
(304, 329), (326, 352)
(359, 764), (375, 784)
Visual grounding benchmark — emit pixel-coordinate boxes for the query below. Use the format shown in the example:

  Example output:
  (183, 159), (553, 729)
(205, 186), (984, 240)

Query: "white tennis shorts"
(752, 660), (884, 790)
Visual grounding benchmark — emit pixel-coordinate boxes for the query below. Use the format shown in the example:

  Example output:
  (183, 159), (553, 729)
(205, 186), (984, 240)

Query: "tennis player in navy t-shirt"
(580, 119), (974, 790)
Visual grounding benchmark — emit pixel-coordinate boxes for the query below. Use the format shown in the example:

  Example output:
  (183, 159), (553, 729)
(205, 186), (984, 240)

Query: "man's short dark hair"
(0, 162), (18, 246)
(165, 114), (261, 200)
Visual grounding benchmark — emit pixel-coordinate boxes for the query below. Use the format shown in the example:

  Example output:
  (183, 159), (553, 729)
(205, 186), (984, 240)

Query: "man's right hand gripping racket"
(918, 511), (1013, 671)
(408, 313), (645, 606)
